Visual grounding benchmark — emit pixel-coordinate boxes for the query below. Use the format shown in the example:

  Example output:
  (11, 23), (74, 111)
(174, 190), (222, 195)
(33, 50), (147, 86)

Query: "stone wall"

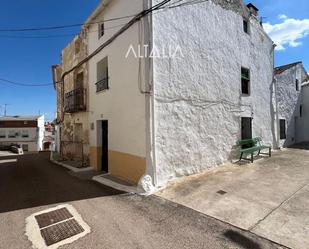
(53, 30), (90, 166)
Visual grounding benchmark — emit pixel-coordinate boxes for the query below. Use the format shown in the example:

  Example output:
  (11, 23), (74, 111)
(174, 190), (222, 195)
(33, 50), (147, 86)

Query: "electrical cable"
(0, 0), (208, 87)
(0, 14), (137, 32)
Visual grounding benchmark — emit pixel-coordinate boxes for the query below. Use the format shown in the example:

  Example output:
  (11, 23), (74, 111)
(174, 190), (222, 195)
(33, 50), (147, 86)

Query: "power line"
(0, 0), (196, 33)
(0, 23), (129, 39)
(0, 0), (208, 87)
(0, 14), (137, 32)
(0, 77), (54, 86)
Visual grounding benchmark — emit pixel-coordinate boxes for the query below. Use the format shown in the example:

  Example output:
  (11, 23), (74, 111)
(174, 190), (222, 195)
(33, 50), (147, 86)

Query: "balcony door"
(75, 72), (84, 89)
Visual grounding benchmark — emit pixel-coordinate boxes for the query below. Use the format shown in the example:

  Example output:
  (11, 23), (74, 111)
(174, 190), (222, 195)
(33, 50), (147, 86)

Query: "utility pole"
(1, 104), (10, 116)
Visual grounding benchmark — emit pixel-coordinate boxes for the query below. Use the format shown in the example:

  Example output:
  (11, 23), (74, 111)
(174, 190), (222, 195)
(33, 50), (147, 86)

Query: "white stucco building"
(298, 81), (309, 142)
(275, 62), (308, 147)
(77, 0), (276, 190)
(0, 115), (45, 152)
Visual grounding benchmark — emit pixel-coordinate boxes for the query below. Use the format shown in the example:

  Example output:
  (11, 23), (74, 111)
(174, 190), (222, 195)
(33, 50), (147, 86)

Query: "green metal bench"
(236, 137), (271, 163)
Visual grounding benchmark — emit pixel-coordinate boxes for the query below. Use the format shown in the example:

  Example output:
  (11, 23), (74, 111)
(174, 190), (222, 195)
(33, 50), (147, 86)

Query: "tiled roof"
(274, 62), (302, 75)
(0, 115), (43, 121)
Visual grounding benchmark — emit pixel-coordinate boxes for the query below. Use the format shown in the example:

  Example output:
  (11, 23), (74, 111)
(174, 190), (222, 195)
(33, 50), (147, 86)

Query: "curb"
(92, 175), (144, 194)
(49, 152), (92, 173)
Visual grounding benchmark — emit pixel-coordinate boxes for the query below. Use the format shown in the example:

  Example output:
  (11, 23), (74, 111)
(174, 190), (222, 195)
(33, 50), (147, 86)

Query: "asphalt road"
(0, 153), (286, 249)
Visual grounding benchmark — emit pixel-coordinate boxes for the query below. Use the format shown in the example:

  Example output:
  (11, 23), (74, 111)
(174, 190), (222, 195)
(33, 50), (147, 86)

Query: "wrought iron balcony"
(95, 77), (109, 92)
(64, 88), (87, 113)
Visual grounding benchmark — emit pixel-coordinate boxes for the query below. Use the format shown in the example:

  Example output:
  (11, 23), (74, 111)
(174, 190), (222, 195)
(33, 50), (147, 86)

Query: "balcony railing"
(95, 77), (109, 92)
(64, 88), (87, 113)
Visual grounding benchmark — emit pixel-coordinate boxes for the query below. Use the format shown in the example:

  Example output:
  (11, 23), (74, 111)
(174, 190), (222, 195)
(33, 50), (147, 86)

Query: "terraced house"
(275, 62), (309, 147)
(0, 115), (45, 152)
(53, 0), (278, 191)
(52, 30), (90, 167)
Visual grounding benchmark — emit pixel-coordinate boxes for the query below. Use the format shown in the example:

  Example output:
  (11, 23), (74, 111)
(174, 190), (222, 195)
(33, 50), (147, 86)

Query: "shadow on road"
(0, 153), (123, 213)
(224, 230), (261, 249)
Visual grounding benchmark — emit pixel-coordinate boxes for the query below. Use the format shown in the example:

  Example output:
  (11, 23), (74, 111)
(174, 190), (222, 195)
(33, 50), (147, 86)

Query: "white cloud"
(278, 14), (288, 20)
(264, 16), (309, 51)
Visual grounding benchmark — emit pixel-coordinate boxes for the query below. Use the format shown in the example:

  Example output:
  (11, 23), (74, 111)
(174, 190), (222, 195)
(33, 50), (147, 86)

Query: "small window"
(300, 105), (303, 117)
(75, 40), (81, 54)
(22, 144), (29, 152)
(241, 67), (250, 95)
(8, 130), (17, 138)
(0, 121), (5, 127)
(99, 22), (105, 38)
(96, 57), (109, 92)
(296, 79), (299, 91)
(0, 130), (5, 138)
(22, 130), (29, 138)
(75, 72), (84, 89)
(243, 19), (249, 34)
(24, 121), (28, 125)
(280, 119), (286, 139)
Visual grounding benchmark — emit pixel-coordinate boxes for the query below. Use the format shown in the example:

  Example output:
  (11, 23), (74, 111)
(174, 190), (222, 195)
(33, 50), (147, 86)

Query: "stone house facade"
(52, 31), (90, 166)
(274, 62), (308, 147)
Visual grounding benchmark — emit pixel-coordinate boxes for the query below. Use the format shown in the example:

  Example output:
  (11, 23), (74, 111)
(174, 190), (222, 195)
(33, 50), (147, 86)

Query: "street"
(0, 153), (285, 249)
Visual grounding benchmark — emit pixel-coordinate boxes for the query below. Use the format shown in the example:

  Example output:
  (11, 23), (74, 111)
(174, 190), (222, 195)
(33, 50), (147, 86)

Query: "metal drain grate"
(35, 207), (73, 228)
(40, 219), (84, 246)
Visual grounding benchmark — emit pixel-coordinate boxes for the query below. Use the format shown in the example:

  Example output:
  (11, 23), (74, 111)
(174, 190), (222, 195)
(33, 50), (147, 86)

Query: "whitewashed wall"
(0, 127), (39, 151)
(37, 116), (45, 151)
(299, 83), (309, 142)
(151, 0), (275, 186)
(87, 0), (147, 158)
(275, 64), (307, 146)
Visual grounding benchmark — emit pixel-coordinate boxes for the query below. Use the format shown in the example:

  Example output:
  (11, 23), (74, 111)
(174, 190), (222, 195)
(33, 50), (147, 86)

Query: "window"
(296, 79), (299, 91)
(75, 72), (84, 89)
(300, 105), (303, 117)
(241, 117), (252, 140)
(99, 22), (105, 38)
(0, 130), (5, 138)
(280, 119), (286, 139)
(22, 144), (29, 152)
(96, 57), (109, 92)
(243, 19), (249, 34)
(8, 130), (17, 138)
(241, 67), (250, 95)
(24, 121), (28, 125)
(241, 117), (253, 148)
(22, 130), (29, 138)
(75, 40), (81, 54)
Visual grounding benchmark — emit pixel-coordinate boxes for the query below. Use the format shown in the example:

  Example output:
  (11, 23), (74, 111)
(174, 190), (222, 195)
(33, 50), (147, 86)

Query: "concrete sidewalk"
(157, 148), (309, 249)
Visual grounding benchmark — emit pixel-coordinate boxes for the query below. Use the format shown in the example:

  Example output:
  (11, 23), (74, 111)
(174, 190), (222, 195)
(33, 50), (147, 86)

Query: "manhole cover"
(41, 219), (84, 246)
(35, 207), (73, 228)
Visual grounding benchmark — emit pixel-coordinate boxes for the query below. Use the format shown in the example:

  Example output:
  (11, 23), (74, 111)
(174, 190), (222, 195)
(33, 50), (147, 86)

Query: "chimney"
(247, 3), (259, 17)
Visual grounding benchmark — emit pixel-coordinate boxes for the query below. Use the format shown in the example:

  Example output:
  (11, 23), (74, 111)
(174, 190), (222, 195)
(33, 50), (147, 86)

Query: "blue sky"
(0, 0), (308, 120)
(245, 0), (309, 69)
(0, 0), (100, 121)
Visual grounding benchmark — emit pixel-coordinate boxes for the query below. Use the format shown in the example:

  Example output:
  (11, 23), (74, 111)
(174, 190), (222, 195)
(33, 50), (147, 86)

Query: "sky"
(0, 0), (308, 120)
(0, 0), (100, 121)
